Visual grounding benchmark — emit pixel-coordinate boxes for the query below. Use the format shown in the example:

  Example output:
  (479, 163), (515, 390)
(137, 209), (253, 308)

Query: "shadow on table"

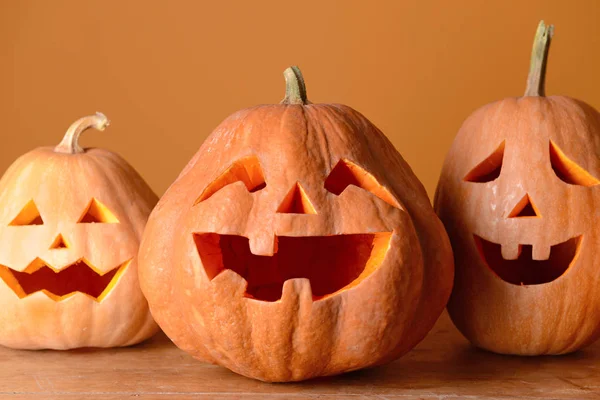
(142, 316), (600, 391)
(302, 335), (600, 393)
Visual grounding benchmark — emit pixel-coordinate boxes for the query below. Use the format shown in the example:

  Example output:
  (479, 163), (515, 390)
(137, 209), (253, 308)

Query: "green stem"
(524, 20), (554, 97)
(281, 66), (309, 105)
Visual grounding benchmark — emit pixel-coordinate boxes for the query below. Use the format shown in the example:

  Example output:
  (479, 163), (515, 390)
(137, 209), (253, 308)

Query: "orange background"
(0, 1), (598, 198)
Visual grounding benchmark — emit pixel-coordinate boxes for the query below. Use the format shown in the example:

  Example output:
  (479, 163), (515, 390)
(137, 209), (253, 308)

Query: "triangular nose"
(49, 234), (68, 249)
(508, 194), (540, 218)
(277, 182), (317, 214)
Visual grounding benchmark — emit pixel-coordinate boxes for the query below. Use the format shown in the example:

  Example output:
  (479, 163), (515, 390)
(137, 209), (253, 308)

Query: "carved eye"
(324, 159), (400, 208)
(195, 156), (266, 204)
(9, 200), (44, 226)
(77, 198), (119, 223)
(464, 141), (505, 183)
(549, 141), (600, 187)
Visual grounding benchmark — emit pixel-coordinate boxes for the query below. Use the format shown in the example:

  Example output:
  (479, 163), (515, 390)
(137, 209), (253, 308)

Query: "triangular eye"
(9, 200), (44, 226)
(324, 159), (400, 208)
(277, 182), (317, 214)
(549, 141), (600, 187)
(78, 199), (119, 223)
(195, 156), (266, 204)
(464, 141), (505, 183)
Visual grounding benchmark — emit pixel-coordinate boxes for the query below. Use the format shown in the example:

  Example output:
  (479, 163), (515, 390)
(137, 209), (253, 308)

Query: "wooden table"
(1, 312), (599, 400)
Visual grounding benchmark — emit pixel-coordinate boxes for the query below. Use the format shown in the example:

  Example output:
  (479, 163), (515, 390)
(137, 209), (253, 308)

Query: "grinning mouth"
(474, 235), (583, 285)
(194, 233), (392, 302)
(0, 259), (129, 301)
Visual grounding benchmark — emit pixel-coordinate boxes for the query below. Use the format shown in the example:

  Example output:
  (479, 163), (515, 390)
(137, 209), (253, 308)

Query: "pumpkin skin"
(0, 113), (159, 349)
(139, 67), (454, 382)
(434, 22), (600, 354)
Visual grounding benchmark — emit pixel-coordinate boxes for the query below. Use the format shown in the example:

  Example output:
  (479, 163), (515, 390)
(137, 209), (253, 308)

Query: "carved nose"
(276, 182), (317, 214)
(508, 193), (540, 218)
(49, 234), (68, 249)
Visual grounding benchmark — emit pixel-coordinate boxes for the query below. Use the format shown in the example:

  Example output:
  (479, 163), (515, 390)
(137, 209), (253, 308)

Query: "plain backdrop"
(1, 1), (599, 198)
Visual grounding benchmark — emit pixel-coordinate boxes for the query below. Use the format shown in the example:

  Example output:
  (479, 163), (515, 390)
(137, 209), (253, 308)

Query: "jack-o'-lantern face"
(0, 198), (128, 302)
(0, 114), (159, 350)
(436, 20), (600, 356)
(139, 67), (454, 382)
(435, 95), (600, 354)
(462, 130), (598, 286)
(193, 156), (401, 302)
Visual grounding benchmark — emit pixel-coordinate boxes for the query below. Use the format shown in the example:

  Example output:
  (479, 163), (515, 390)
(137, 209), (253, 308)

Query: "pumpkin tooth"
(280, 278), (313, 302)
(211, 268), (248, 297)
(500, 243), (521, 260)
(532, 244), (551, 261)
(248, 234), (277, 256)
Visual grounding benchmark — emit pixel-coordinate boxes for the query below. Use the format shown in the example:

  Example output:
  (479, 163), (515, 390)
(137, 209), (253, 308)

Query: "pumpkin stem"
(524, 20), (554, 97)
(54, 112), (110, 154)
(281, 66), (310, 105)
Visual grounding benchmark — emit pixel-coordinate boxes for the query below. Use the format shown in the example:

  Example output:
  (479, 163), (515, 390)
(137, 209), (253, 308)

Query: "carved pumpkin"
(0, 113), (159, 349)
(435, 22), (600, 354)
(139, 67), (454, 382)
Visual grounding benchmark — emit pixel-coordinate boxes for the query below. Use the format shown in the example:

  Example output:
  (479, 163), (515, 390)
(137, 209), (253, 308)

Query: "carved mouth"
(0, 259), (129, 301)
(194, 233), (392, 301)
(474, 235), (583, 285)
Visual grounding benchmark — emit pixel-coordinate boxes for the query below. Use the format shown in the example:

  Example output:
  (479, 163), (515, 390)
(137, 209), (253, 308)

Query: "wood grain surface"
(1, 311), (599, 399)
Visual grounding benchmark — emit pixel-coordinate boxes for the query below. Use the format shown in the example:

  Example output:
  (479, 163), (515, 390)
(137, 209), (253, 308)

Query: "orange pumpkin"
(0, 113), (159, 349)
(139, 67), (454, 382)
(435, 22), (600, 354)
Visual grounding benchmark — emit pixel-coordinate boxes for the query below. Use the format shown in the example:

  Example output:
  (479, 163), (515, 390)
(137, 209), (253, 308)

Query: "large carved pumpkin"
(435, 22), (600, 354)
(139, 67), (454, 382)
(0, 113), (159, 349)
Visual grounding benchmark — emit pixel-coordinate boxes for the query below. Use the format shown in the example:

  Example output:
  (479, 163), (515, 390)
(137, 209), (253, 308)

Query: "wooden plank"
(0, 312), (599, 399)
